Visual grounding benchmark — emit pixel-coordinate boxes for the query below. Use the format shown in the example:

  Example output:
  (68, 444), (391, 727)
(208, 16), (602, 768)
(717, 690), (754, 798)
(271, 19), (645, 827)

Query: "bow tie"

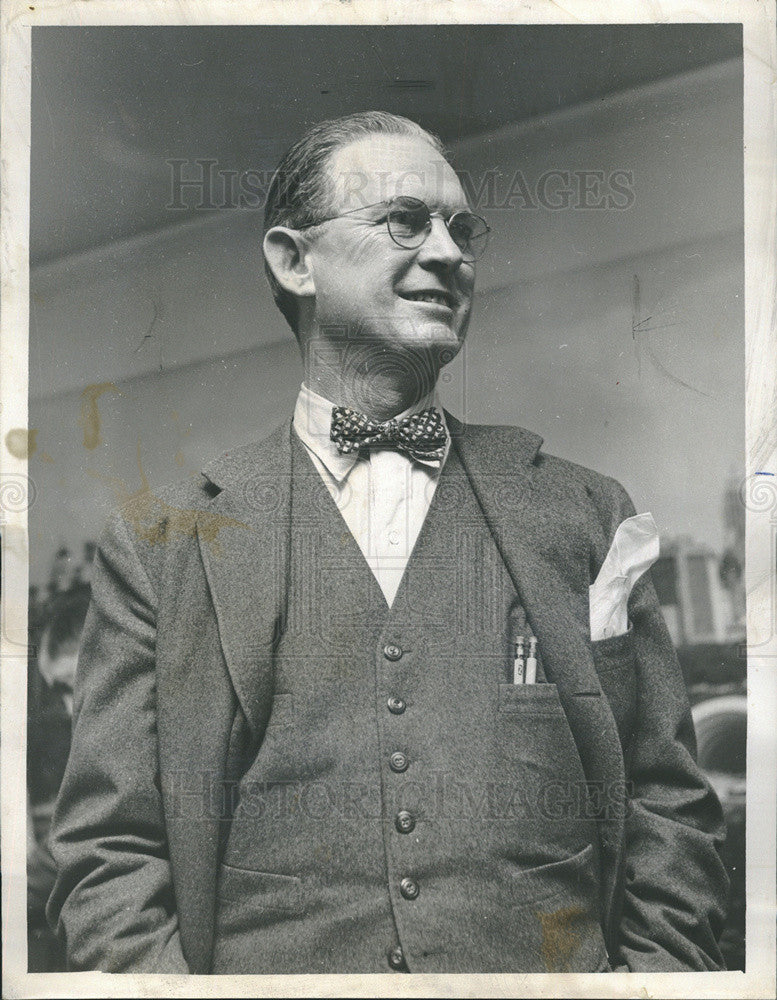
(330, 405), (449, 465)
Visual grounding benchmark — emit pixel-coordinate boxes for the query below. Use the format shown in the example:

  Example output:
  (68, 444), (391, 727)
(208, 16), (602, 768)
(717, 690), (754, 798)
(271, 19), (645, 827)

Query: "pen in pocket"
(525, 636), (538, 684)
(513, 636), (526, 684)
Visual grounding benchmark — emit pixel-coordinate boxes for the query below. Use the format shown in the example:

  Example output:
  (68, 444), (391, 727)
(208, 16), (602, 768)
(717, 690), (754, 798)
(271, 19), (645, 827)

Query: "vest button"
(383, 643), (403, 661)
(399, 877), (419, 900)
(387, 945), (406, 970)
(395, 810), (415, 833)
(387, 696), (406, 714)
(389, 751), (409, 772)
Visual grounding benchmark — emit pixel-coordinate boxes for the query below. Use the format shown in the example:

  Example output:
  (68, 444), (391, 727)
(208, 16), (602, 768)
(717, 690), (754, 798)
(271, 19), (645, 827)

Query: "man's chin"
(393, 320), (464, 352)
(336, 319), (466, 370)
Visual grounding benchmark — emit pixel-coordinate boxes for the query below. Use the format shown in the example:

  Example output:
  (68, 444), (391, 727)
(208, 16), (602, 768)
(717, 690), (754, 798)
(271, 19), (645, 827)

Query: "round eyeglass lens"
(448, 212), (490, 259)
(386, 198), (429, 247)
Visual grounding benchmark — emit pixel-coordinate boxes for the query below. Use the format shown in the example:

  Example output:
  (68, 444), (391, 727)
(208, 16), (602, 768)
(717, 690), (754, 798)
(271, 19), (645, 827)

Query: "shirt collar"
(293, 382), (449, 483)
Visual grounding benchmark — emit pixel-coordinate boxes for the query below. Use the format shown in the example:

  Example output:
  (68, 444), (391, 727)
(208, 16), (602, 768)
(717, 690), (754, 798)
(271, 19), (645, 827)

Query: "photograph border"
(2, 2), (775, 997)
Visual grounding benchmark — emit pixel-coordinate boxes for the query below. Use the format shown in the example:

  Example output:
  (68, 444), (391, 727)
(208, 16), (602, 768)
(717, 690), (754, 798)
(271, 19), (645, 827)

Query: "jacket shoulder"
(108, 418), (291, 534)
(455, 417), (636, 545)
(108, 472), (217, 538)
(456, 415), (632, 506)
(531, 448), (639, 564)
(536, 449), (632, 506)
(96, 421), (292, 579)
(92, 472), (217, 585)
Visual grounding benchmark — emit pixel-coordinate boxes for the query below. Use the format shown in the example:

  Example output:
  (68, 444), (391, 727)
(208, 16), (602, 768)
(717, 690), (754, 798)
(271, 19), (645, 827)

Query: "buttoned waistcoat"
(211, 433), (606, 974)
(47, 413), (729, 974)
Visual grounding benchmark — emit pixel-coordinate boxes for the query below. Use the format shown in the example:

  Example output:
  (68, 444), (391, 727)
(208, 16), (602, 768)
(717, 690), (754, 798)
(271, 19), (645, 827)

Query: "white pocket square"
(589, 513), (659, 640)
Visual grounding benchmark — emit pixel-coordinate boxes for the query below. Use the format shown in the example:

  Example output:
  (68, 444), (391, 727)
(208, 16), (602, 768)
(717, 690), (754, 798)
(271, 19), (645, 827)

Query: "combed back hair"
(263, 111), (447, 333)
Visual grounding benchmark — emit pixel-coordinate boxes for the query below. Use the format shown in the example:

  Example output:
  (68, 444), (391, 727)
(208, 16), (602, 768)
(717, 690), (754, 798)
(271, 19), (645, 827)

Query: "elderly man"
(47, 111), (728, 975)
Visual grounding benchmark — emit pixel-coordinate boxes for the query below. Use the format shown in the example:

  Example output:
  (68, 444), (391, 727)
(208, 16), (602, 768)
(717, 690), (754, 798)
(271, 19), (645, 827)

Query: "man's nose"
(415, 216), (465, 269)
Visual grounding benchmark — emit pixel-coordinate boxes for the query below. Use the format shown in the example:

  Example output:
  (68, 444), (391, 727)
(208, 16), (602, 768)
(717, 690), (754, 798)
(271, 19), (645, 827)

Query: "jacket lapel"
(449, 413), (626, 943)
(196, 420), (293, 741)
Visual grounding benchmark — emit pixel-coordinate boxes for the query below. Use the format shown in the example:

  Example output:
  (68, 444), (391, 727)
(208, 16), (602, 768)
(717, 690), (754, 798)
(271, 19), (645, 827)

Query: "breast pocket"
(590, 628), (638, 750)
(495, 682), (587, 790)
(498, 682), (566, 715)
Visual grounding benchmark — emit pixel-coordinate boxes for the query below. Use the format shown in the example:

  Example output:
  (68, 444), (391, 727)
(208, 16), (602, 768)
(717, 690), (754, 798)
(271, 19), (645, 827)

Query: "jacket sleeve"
(598, 478), (730, 971)
(46, 509), (189, 973)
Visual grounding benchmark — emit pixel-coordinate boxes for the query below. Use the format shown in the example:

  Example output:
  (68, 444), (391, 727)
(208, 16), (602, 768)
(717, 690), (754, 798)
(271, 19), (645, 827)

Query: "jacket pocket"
(498, 681), (565, 715)
(216, 862), (303, 911)
(505, 843), (610, 972)
(506, 842), (597, 907)
(590, 624), (634, 660)
(590, 627), (637, 748)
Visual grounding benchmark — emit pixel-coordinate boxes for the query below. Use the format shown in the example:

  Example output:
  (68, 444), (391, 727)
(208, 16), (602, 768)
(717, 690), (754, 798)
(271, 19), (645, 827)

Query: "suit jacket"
(47, 414), (729, 973)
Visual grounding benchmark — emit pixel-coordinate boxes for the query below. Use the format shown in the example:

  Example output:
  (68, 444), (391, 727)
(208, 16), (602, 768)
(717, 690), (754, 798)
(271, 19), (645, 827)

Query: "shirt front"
(292, 383), (450, 607)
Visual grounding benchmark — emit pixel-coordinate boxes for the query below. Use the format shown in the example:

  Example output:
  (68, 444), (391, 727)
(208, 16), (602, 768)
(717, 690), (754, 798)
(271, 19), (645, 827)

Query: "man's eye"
(390, 210), (421, 228)
(449, 220), (474, 242)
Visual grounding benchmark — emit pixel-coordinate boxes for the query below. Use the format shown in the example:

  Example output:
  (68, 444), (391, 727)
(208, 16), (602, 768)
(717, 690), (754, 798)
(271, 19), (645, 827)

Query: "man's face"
(304, 134), (476, 375)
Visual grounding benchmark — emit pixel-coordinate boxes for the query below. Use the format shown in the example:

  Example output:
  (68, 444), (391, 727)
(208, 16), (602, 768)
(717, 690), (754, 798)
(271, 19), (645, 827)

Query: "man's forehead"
(327, 134), (468, 213)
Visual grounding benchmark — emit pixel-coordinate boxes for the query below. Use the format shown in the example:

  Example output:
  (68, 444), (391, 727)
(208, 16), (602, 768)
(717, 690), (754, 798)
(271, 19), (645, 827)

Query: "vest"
(210, 435), (609, 974)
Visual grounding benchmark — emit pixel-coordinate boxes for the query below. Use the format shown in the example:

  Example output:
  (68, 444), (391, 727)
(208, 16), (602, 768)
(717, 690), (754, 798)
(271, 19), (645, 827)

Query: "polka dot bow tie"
(330, 405), (449, 465)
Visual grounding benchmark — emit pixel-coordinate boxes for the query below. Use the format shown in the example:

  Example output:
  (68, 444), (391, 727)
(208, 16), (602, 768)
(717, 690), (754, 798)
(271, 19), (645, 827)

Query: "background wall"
(28, 26), (744, 586)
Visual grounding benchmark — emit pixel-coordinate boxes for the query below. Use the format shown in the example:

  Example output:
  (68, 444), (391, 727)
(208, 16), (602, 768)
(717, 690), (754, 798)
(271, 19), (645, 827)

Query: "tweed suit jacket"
(47, 414), (729, 973)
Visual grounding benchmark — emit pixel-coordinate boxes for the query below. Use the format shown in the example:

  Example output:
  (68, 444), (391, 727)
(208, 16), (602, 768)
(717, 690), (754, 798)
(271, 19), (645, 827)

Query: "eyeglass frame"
(295, 195), (491, 262)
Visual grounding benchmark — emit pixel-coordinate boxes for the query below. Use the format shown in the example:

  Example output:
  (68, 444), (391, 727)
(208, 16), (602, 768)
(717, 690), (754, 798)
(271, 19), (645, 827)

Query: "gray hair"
(263, 111), (446, 333)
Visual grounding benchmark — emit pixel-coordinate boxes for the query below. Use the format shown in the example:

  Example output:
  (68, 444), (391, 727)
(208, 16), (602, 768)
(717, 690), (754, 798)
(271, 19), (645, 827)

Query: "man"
(47, 111), (729, 974)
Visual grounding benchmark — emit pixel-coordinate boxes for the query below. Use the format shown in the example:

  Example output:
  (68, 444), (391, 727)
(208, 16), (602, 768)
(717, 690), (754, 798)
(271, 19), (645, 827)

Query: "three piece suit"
(47, 413), (729, 973)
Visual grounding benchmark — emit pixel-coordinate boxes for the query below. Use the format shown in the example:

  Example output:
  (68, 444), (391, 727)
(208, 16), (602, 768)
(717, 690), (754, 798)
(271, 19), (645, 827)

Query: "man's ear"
(263, 227), (315, 298)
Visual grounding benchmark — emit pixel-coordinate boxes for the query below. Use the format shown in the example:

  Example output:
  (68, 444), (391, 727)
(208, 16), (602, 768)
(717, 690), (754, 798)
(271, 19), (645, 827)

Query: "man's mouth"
(400, 291), (456, 308)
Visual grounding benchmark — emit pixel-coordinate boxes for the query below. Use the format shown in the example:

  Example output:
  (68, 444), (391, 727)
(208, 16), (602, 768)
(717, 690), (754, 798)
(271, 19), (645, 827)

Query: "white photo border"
(2, 1), (774, 997)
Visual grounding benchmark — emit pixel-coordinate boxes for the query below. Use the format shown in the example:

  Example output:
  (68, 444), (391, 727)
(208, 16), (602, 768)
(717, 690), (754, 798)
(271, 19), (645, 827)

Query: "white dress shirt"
(292, 383), (450, 607)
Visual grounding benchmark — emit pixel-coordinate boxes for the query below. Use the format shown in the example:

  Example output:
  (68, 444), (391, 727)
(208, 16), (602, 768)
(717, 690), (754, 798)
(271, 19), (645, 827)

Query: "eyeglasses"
(299, 195), (491, 262)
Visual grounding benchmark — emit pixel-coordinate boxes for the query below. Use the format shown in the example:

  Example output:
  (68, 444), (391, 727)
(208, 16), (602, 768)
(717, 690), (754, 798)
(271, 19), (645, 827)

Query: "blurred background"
(26, 24), (745, 971)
